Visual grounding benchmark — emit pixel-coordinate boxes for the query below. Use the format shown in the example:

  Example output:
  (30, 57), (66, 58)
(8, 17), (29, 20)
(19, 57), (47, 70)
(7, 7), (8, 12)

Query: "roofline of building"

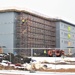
(55, 19), (75, 26)
(0, 9), (56, 22)
(0, 9), (75, 26)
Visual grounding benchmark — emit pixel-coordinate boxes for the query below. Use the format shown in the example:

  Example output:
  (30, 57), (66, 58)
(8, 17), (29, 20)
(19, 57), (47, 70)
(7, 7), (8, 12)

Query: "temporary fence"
(0, 47), (75, 57)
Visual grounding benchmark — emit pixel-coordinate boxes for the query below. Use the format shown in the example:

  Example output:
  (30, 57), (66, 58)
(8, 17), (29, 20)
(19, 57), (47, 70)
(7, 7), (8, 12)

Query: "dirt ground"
(0, 65), (16, 70)
(37, 68), (75, 72)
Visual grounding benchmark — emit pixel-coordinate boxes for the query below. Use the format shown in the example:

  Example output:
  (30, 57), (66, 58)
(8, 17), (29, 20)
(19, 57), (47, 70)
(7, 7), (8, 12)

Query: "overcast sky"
(0, 0), (75, 24)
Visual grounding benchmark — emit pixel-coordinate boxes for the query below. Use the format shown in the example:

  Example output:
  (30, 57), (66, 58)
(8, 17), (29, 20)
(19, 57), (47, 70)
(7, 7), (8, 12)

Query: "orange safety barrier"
(61, 50), (64, 55)
(55, 50), (61, 57)
(48, 50), (53, 57)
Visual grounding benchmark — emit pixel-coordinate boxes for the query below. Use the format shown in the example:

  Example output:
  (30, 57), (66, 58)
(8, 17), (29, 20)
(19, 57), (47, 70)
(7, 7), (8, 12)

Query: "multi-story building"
(0, 9), (75, 56)
(0, 9), (56, 56)
(56, 19), (75, 55)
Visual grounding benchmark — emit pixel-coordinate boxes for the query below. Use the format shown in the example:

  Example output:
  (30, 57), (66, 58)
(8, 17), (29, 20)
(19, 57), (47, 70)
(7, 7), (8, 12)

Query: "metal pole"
(30, 48), (35, 73)
(31, 48), (33, 57)
(55, 48), (56, 73)
(10, 53), (11, 63)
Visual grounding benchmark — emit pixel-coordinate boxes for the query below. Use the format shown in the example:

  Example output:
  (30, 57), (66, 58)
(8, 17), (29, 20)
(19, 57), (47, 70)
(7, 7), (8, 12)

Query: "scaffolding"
(15, 12), (56, 56)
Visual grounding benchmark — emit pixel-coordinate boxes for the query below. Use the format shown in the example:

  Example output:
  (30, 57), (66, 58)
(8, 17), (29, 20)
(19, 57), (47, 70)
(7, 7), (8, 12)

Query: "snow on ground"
(0, 70), (75, 75)
(29, 57), (75, 69)
(40, 63), (75, 69)
(30, 57), (75, 62)
(0, 57), (75, 75)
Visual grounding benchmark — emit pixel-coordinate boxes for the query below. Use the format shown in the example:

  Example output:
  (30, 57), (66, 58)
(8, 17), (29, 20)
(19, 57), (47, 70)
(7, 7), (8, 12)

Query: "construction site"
(15, 10), (56, 56)
(0, 9), (57, 57)
(0, 9), (75, 57)
(0, 9), (75, 74)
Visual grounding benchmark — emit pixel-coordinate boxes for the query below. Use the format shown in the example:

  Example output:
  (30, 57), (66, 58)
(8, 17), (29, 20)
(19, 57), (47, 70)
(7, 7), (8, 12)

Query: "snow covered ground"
(30, 57), (75, 69)
(30, 57), (75, 62)
(0, 57), (75, 75)
(0, 70), (75, 75)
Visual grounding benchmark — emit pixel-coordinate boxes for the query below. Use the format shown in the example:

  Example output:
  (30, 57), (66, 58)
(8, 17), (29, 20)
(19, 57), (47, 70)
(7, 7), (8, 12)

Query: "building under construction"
(0, 9), (75, 57)
(0, 9), (56, 56)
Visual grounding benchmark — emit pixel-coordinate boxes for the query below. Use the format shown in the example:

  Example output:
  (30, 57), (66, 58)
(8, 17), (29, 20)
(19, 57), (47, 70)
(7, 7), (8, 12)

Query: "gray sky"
(0, 0), (75, 24)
